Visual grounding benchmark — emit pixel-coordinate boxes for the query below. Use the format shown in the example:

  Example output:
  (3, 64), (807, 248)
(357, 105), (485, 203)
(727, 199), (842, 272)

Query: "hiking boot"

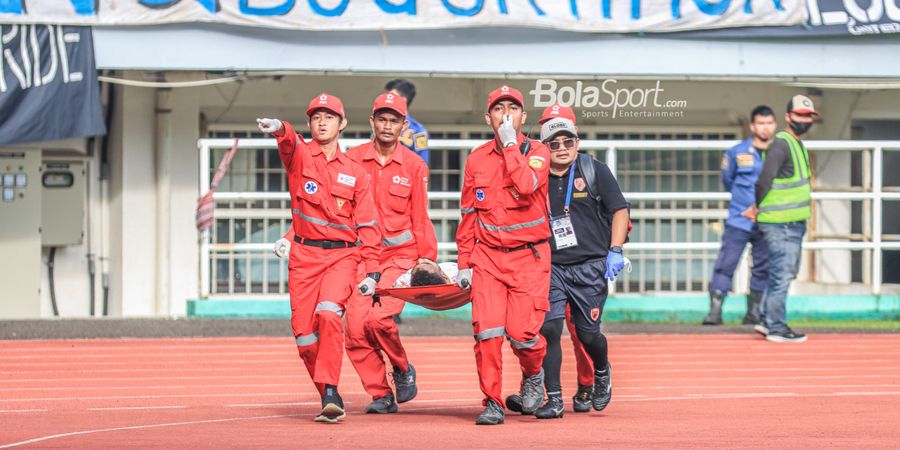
(475, 399), (505, 425)
(702, 291), (725, 325)
(572, 384), (593, 413)
(504, 394), (524, 414)
(365, 393), (398, 414)
(315, 390), (346, 423)
(592, 364), (612, 411)
(535, 395), (564, 419)
(392, 363), (418, 403)
(766, 328), (807, 343)
(742, 290), (764, 325)
(519, 369), (545, 414)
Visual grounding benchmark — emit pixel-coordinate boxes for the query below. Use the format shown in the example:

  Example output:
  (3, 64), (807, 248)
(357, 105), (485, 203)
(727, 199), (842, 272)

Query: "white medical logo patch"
(501, 86), (510, 94)
(304, 181), (318, 194)
(386, 94), (395, 103)
(337, 173), (356, 187)
(392, 175), (410, 186)
(319, 94), (328, 104)
(475, 189), (485, 202)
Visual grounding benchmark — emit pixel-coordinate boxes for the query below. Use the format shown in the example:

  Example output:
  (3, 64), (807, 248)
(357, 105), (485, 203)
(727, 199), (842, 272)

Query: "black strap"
(576, 153), (631, 244)
(293, 236), (357, 249)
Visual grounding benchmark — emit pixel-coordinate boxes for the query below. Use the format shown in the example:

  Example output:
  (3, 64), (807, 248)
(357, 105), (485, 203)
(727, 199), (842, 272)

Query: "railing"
(199, 138), (900, 298)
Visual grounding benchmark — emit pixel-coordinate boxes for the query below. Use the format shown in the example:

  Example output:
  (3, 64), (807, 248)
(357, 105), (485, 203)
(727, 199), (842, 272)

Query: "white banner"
(0, 0), (805, 33)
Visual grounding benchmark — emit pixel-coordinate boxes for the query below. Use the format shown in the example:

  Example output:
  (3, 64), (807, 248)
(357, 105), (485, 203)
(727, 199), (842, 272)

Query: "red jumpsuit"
(344, 141), (437, 399)
(456, 134), (552, 407)
(277, 121), (381, 393)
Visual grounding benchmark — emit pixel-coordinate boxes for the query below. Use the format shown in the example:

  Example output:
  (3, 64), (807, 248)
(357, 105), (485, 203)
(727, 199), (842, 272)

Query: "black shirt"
(548, 158), (629, 265)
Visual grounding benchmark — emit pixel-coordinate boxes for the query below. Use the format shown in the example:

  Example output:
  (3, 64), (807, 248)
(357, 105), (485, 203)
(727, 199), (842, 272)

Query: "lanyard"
(563, 161), (576, 215)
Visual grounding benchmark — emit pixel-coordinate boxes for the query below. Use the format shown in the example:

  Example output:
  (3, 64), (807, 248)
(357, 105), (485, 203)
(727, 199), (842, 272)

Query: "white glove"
(624, 257), (633, 274)
(256, 118), (283, 135)
(497, 115), (518, 148)
(358, 276), (378, 296)
(273, 238), (290, 259)
(457, 268), (473, 290)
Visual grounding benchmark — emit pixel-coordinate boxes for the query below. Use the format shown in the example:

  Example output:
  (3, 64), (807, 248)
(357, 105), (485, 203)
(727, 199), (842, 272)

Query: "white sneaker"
(753, 324), (769, 336)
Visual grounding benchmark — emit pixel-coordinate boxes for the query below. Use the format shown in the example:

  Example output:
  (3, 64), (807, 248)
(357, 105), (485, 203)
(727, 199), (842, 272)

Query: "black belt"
(487, 239), (549, 258)
(293, 236), (357, 249)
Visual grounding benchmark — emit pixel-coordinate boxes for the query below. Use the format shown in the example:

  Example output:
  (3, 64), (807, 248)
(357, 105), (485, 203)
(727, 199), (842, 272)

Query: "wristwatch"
(609, 246), (623, 254)
(366, 272), (382, 283)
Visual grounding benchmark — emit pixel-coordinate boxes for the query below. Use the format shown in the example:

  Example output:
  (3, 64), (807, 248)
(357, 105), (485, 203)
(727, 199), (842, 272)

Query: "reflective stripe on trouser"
(470, 241), (550, 407)
(565, 304), (595, 387)
(345, 255), (415, 399)
(289, 242), (359, 388)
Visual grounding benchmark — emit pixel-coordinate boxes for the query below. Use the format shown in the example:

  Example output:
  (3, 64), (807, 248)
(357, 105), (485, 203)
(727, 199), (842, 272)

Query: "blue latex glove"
(605, 251), (625, 282)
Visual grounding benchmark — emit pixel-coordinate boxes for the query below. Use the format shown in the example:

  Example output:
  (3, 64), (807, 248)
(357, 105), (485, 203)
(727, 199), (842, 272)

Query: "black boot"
(702, 291), (725, 325)
(742, 290), (764, 325)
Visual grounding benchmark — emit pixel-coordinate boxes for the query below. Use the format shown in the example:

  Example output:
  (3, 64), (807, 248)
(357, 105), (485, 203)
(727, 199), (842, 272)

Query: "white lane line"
(87, 406), (188, 411)
(0, 409), (47, 413)
(617, 390), (900, 402)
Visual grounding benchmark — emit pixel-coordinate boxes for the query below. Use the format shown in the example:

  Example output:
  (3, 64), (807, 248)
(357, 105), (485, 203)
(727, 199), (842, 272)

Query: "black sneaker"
(535, 396), (564, 419)
(392, 363), (418, 403)
(504, 394), (524, 414)
(365, 393), (398, 414)
(592, 365), (612, 411)
(519, 369), (545, 414)
(475, 399), (505, 425)
(572, 385), (593, 413)
(766, 328), (807, 343)
(315, 391), (346, 423)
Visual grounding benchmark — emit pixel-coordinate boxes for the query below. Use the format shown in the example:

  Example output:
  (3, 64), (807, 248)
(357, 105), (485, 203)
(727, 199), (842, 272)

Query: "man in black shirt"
(508, 116), (630, 419)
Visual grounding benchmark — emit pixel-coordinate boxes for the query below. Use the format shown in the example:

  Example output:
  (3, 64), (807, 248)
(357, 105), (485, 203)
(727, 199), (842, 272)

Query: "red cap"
(306, 93), (345, 118)
(539, 103), (576, 125)
(372, 92), (408, 117)
(487, 85), (524, 111)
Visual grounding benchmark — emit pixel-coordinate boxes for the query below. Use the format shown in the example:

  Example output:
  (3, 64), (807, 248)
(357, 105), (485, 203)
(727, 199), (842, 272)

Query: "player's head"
(410, 260), (450, 286)
(749, 105), (776, 143)
(485, 85), (526, 134)
(541, 118), (579, 167)
(385, 79), (417, 107)
(306, 93), (347, 144)
(785, 94), (819, 137)
(370, 92), (409, 147)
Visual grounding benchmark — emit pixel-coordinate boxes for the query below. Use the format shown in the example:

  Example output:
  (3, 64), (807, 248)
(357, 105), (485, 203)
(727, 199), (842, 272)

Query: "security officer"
(456, 85), (552, 425)
(344, 92), (437, 413)
(745, 95), (817, 343)
(256, 93), (382, 424)
(386, 79), (430, 164)
(702, 106), (776, 326)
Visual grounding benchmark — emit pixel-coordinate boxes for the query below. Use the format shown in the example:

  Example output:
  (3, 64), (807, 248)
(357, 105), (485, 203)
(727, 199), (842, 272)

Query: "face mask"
(789, 120), (813, 136)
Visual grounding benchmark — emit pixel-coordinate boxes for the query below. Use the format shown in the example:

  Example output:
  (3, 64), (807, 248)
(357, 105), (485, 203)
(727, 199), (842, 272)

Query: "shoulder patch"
(413, 132), (428, 151)
(736, 153), (754, 168)
(528, 155), (546, 169)
(399, 129), (414, 147)
(721, 155), (730, 171)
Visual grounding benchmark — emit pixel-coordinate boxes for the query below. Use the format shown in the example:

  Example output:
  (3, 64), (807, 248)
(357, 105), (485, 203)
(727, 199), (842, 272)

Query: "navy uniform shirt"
(722, 138), (764, 232)
(548, 158), (628, 265)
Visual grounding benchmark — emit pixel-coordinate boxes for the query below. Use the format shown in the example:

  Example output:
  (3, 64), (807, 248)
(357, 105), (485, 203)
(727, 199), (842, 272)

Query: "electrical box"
(41, 160), (85, 246)
(0, 149), (42, 318)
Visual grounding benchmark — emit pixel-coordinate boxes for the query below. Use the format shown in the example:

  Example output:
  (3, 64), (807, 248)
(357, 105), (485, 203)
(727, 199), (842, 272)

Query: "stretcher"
(374, 284), (471, 311)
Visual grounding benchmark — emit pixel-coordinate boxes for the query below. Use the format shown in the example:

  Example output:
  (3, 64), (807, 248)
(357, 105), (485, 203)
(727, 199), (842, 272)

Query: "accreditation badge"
(550, 215), (578, 250)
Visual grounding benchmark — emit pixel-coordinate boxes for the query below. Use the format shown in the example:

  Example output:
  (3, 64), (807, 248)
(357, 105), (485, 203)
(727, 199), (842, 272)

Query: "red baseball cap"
(539, 103), (576, 124)
(307, 93), (346, 118)
(487, 85), (524, 111)
(372, 92), (408, 117)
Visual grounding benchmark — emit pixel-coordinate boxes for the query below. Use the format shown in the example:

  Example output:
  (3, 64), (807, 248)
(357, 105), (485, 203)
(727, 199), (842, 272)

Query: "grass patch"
(789, 319), (900, 330)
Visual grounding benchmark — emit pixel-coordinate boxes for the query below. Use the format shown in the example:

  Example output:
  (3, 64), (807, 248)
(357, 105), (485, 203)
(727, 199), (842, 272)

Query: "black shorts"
(547, 258), (608, 332)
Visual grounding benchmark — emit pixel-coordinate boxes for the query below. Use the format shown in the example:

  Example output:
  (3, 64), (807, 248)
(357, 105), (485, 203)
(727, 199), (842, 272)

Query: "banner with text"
(0, 25), (106, 146)
(0, 0), (805, 33)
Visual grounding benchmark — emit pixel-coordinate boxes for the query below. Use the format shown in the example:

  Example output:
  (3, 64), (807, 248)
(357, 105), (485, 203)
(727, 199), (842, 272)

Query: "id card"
(551, 215), (578, 250)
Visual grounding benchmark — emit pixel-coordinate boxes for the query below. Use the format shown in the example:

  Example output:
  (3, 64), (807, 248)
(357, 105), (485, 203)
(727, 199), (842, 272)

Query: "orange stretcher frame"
(375, 284), (471, 311)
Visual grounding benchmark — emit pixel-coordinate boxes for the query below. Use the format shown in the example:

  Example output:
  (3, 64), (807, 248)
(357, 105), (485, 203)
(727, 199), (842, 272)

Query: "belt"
(293, 236), (357, 249)
(485, 239), (549, 258)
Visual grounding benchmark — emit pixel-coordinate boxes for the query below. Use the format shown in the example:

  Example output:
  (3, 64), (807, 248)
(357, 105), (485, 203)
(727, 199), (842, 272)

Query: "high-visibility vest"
(758, 131), (812, 223)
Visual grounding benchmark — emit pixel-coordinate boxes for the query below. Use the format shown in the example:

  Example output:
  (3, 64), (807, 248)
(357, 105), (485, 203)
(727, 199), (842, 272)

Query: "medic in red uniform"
(455, 86), (552, 425)
(256, 93), (381, 424)
(343, 92), (438, 413)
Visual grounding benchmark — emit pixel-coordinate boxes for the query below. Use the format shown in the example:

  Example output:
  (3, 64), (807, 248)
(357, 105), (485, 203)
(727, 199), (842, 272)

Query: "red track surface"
(1, 334), (900, 448)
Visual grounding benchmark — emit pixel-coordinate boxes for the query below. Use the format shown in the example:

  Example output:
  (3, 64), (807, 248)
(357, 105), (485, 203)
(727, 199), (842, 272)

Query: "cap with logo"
(487, 85), (524, 111)
(372, 92), (408, 117)
(787, 94), (819, 116)
(540, 118), (578, 143)
(307, 93), (346, 118)
(539, 103), (576, 125)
